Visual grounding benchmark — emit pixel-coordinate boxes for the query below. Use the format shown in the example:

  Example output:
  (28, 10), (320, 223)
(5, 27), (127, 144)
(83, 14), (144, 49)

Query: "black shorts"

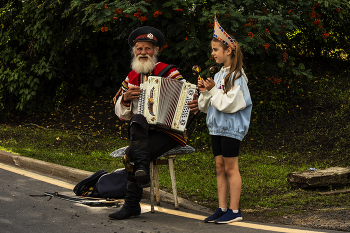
(210, 135), (241, 157)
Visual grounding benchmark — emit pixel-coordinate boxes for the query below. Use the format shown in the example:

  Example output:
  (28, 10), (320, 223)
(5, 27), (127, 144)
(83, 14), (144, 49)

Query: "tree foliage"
(0, 0), (349, 116)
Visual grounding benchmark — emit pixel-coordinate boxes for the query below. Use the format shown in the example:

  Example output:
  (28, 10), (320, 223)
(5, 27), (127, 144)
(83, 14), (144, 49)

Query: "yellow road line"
(1, 162), (328, 233)
(0, 163), (75, 190)
(140, 204), (323, 233)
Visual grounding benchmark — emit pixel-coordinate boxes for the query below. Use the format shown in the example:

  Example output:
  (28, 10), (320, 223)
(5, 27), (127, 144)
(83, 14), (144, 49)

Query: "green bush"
(1, 0), (349, 122)
(0, 0), (128, 114)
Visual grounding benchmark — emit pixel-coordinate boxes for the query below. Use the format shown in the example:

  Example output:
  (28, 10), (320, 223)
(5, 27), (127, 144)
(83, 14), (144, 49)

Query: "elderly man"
(109, 26), (198, 220)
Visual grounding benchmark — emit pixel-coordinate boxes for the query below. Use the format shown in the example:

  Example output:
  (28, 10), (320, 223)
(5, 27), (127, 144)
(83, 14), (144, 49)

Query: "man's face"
(131, 41), (158, 74)
(134, 41), (156, 60)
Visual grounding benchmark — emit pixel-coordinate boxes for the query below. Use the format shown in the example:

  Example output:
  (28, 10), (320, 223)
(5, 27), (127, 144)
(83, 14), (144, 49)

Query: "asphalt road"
(1, 162), (346, 233)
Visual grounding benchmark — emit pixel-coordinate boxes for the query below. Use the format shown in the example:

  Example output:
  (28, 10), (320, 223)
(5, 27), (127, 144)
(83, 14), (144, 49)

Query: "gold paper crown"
(213, 15), (236, 50)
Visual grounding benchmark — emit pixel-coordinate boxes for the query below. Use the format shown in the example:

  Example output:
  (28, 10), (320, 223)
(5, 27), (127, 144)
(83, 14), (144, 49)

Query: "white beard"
(131, 54), (158, 74)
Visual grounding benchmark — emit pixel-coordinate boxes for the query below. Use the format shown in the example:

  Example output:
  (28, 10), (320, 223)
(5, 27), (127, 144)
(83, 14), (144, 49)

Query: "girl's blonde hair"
(212, 37), (243, 93)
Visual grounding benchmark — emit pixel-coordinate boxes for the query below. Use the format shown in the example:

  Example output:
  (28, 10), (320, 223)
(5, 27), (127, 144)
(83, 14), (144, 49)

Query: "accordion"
(138, 76), (197, 133)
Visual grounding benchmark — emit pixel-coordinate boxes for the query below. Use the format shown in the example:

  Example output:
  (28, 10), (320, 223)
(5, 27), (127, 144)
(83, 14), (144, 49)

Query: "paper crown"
(213, 15), (236, 50)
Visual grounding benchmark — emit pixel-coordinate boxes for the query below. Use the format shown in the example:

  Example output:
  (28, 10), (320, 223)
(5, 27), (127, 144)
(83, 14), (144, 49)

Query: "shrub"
(1, 0), (349, 122)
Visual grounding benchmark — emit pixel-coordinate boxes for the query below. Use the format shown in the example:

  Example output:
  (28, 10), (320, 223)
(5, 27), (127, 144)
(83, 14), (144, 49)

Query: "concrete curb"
(0, 150), (212, 215)
(0, 150), (92, 183)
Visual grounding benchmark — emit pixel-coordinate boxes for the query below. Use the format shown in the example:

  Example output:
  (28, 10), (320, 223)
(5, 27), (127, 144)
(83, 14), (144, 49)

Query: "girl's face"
(211, 41), (232, 67)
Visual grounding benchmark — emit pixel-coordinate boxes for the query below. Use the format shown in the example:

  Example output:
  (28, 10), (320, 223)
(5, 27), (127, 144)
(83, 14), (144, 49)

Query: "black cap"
(128, 26), (164, 47)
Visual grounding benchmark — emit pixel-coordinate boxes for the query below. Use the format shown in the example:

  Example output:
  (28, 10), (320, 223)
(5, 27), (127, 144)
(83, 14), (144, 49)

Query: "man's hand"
(187, 93), (199, 114)
(123, 86), (142, 102)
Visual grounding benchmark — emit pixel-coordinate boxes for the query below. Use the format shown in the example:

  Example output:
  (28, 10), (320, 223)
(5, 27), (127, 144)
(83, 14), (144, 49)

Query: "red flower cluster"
(101, 27), (108, 32)
(104, 4), (108, 9)
(322, 33), (330, 38)
(245, 18), (257, 27)
(154, 10), (162, 17)
(310, 2), (324, 37)
(115, 8), (122, 14)
(176, 8), (183, 12)
(282, 52), (288, 62)
(248, 32), (253, 37)
(134, 9), (147, 22)
(265, 28), (270, 34)
(268, 75), (281, 84)
(310, 11), (316, 19)
(262, 43), (270, 49)
(159, 42), (168, 52)
(312, 3), (320, 10)
(207, 23), (213, 29)
(134, 10), (141, 18)
(310, 11), (321, 20)
(288, 9), (292, 14)
(336, 8), (341, 12)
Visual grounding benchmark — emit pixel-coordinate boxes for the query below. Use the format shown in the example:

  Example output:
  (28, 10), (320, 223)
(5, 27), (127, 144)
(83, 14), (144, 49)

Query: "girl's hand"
(198, 77), (206, 92)
(204, 78), (215, 91)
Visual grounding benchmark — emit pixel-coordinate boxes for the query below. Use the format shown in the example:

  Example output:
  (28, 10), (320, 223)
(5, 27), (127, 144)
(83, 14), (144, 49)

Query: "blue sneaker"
(204, 208), (227, 223)
(214, 209), (243, 224)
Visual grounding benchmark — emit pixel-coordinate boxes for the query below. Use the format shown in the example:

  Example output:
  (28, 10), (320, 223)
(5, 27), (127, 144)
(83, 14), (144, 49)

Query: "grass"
(1, 122), (349, 217)
(0, 125), (126, 171)
(0, 57), (349, 222)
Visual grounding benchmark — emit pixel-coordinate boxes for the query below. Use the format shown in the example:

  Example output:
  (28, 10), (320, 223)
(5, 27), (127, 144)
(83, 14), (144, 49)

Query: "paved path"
(0, 160), (344, 233)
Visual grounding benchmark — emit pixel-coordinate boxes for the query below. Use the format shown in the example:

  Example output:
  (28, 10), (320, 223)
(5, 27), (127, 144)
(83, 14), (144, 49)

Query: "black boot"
(130, 140), (151, 188)
(109, 181), (142, 220)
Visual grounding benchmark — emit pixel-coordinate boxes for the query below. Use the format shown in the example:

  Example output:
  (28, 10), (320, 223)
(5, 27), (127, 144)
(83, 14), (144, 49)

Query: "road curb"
(0, 150), (212, 215)
(0, 150), (92, 183)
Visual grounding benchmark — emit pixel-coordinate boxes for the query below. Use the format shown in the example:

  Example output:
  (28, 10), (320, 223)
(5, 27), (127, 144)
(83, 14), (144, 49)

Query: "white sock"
(231, 209), (239, 213)
(219, 207), (227, 212)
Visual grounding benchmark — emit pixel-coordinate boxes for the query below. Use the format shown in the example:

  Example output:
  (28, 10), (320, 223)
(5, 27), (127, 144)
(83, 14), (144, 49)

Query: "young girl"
(198, 16), (252, 224)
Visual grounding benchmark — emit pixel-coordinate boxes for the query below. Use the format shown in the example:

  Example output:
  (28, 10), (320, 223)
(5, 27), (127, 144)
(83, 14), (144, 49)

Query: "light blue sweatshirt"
(198, 67), (252, 141)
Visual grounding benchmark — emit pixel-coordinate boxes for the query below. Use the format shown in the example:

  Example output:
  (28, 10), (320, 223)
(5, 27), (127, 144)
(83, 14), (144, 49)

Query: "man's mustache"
(137, 55), (150, 59)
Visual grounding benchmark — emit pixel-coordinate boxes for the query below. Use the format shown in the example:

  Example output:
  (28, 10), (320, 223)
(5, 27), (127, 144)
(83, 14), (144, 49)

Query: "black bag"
(73, 168), (127, 199)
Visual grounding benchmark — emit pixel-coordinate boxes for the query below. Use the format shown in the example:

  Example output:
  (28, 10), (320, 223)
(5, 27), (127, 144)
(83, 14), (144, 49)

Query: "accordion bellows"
(138, 76), (197, 133)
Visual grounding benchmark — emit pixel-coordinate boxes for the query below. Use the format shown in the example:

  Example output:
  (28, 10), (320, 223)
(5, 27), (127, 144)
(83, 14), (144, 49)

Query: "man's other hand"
(123, 86), (142, 102)
(187, 93), (199, 114)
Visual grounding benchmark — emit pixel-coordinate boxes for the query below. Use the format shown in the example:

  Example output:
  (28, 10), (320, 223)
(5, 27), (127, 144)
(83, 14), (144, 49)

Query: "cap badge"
(147, 33), (154, 39)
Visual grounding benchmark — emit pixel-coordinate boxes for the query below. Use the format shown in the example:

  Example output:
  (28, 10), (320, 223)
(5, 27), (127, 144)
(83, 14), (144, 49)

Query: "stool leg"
(154, 161), (160, 206)
(168, 156), (178, 209)
(150, 161), (154, 213)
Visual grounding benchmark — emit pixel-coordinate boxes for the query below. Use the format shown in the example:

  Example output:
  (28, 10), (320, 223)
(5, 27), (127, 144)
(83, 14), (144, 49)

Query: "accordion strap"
(156, 64), (177, 77)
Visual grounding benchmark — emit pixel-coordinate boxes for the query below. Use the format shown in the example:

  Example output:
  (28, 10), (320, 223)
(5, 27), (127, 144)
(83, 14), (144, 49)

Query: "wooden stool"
(109, 145), (195, 212)
(150, 155), (178, 212)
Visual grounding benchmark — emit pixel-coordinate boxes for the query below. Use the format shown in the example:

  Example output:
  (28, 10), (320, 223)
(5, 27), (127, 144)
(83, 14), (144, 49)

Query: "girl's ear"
(226, 47), (233, 56)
